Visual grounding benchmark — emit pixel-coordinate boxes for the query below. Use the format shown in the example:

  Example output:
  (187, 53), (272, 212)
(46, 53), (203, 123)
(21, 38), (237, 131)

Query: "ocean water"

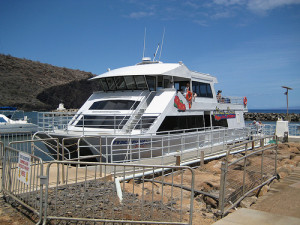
(248, 109), (300, 114)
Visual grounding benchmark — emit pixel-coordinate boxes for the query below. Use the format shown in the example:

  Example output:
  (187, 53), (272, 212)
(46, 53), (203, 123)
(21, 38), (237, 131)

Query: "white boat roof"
(91, 61), (217, 83)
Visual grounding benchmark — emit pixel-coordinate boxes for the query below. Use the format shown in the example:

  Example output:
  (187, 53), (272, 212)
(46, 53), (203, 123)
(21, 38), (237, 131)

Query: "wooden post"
(175, 155), (181, 166)
(201, 150), (205, 166)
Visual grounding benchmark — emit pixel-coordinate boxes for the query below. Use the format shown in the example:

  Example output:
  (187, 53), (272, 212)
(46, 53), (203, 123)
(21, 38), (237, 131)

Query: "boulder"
(240, 196), (257, 208)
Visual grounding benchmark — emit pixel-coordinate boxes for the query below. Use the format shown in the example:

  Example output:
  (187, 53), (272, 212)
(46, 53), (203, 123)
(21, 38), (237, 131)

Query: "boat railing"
(38, 111), (160, 135)
(109, 126), (251, 163)
(38, 112), (76, 133)
(121, 91), (156, 133)
(289, 124), (300, 136)
(217, 96), (244, 105)
(117, 90), (147, 130)
(247, 123), (300, 136)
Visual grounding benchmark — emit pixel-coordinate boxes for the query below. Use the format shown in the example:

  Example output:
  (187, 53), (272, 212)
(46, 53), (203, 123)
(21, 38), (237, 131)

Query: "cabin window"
(157, 115), (204, 132)
(146, 76), (156, 91)
(204, 112), (211, 127)
(99, 79), (109, 91)
(115, 76), (127, 90)
(89, 100), (140, 110)
(106, 77), (116, 90)
(211, 116), (228, 127)
(124, 76), (137, 90)
(157, 75), (163, 90)
(134, 76), (147, 90)
(135, 116), (157, 129)
(75, 115), (130, 129)
(192, 81), (213, 98)
(164, 79), (170, 88)
(174, 81), (190, 93)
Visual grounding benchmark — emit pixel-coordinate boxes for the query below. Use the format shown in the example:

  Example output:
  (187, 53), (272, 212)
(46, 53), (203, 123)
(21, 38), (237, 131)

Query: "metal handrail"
(217, 96), (244, 105)
(117, 90), (147, 130)
(121, 91), (156, 132)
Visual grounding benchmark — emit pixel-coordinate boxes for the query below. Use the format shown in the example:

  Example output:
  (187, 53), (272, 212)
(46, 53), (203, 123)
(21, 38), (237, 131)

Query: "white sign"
(18, 152), (31, 185)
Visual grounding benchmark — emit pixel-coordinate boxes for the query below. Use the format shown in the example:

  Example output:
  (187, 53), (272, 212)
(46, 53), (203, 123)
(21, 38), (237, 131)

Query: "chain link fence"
(218, 136), (278, 216)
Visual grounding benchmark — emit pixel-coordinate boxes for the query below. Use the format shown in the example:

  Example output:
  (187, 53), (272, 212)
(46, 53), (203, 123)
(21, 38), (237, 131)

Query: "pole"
(286, 88), (289, 121)
(282, 86), (292, 122)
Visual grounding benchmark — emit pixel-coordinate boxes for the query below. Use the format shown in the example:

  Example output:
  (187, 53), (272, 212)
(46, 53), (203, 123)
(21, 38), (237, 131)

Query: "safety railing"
(248, 123), (300, 136)
(218, 135), (278, 216)
(118, 91), (155, 131)
(9, 138), (59, 162)
(289, 124), (300, 136)
(2, 144), (195, 225)
(217, 96), (244, 105)
(110, 127), (250, 164)
(42, 161), (194, 225)
(38, 112), (160, 135)
(1, 132), (34, 192)
(2, 146), (45, 224)
(38, 111), (75, 132)
(61, 136), (102, 162)
(0, 131), (33, 148)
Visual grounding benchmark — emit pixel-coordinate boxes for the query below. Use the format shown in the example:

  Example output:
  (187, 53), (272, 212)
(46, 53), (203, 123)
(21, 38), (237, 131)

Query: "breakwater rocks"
(244, 112), (300, 122)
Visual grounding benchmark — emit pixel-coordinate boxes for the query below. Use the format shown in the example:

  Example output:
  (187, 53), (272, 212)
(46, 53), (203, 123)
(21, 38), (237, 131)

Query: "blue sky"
(0, 0), (299, 109)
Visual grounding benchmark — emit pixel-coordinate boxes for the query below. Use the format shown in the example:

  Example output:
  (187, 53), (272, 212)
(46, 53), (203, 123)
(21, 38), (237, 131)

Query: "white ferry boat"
(37, 58), (249, 163)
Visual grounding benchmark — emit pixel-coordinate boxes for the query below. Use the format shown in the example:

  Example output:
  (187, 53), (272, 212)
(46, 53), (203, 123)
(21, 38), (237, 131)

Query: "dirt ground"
(0, 142), (299, 225)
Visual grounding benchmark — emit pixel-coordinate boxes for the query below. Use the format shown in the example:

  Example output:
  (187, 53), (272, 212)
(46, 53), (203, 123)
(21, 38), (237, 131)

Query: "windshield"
(99, 76), (148, 91)
(89, 100), (140, 110)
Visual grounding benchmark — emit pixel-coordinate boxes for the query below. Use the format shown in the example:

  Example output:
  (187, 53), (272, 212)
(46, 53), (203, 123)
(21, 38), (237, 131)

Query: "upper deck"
(90, 60), (218, 93)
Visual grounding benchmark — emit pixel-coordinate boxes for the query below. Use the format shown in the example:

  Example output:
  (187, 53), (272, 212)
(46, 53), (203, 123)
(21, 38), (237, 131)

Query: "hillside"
(0, 54), (100, 110)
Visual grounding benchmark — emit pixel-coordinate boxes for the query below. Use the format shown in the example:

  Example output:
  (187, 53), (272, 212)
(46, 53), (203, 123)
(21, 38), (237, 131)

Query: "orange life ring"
(243, 97), (247, 106)
(186, 91), (193, 109)
(186, 91), (192, 102)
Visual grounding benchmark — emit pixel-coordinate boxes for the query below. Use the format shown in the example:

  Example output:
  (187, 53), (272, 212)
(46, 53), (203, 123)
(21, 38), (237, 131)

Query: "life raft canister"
(186, 91), (193, 109)
(243, 97), (247, 106)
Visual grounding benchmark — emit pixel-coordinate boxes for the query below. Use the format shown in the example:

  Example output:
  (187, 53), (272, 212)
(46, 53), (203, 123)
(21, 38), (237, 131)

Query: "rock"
(240, 196), (257, 208)
(277, 164), (294, 178)
(255, 185), (269, 197)
(293, 155), (300, 163)
(204, 197), (218, 208)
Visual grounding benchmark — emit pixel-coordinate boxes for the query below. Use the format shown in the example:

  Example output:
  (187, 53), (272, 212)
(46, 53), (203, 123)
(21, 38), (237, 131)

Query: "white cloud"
(125, 0), (300, 23)
(127, 11), (155, 19)
(213, 0), (246, 6)
(247, 0), (300, 12)
(193, 19), (208, 27)
(212, 11), (233, 19)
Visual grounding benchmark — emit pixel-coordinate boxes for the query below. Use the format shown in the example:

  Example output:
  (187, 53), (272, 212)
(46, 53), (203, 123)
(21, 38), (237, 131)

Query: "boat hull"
(0, 123), (38, 134)
(36, 128), (248, 163)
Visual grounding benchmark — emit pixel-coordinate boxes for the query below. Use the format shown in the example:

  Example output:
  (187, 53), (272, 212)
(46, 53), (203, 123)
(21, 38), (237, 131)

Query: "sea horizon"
(248, 109), (300, 114)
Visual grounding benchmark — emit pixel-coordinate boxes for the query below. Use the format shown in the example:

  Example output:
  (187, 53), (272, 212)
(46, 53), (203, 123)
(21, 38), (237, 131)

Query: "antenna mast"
(153, 44), (160, 61)
(159, 28), (165, 61)
(143, 28), (146, 58)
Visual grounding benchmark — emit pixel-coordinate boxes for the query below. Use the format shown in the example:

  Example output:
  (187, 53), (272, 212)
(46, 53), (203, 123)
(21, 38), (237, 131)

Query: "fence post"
(200, 150), (205, 166)
(274, 136), (278, 176)
(261, 146), (264, 183)
(218, 161), (227, 217)
(175, 155), (181, 166)
(260, 138), (264, 147)
(242, 148), (248, 195)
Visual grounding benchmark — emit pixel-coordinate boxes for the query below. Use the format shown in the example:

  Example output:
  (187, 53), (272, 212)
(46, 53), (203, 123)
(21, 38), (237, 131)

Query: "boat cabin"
(67, 59), (247, 135)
